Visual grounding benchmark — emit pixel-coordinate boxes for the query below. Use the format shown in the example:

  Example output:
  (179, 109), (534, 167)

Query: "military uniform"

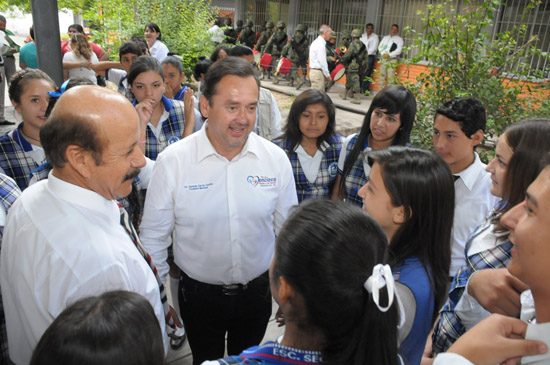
(339, 29), (367, 104)
(280, 24), (309, 89)
(325, 35), (338, 91)
(264, 21), (288, 81)
(222, 18), (238, 45)
(235, 20), (244, 37)
(239, 20), (257, 49)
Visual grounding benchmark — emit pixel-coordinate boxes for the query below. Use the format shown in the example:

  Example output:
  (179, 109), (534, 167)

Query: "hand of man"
(445, 314), (547, 365)
(467, 268), (528, 317)
(325, 75), (331, 82)
(383, 53), (390, 59)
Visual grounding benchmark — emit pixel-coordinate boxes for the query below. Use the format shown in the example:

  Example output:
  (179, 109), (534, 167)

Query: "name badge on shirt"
(184, 182), (214, 191)
(328, 162), (338, 177)
(168, 135), (180, 144)
(247, 175), (277, 188)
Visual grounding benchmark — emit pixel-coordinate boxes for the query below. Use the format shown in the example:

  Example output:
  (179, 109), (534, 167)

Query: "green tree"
(134, 0), (217, 75)
(404, 0), (550, 153)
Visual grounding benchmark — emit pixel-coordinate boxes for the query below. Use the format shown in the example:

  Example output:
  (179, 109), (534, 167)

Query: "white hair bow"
(364, 264), (395, 312)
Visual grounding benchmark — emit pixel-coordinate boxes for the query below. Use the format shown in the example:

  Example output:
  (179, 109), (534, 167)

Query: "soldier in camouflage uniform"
(264, 21), (288, 82)
(339, 29), (367, 104)
(325, 34), (338, 91)
(256, 21), (274, 80)
(338, 30), (351, 56)
(222, 18), (238, 45)
(239, 20), (257, 49)
(235, 20), (244, 36)
(280, 24), (309, 89)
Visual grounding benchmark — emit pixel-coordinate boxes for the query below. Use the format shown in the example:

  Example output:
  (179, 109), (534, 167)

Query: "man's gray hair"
(319, 24), (331, 34)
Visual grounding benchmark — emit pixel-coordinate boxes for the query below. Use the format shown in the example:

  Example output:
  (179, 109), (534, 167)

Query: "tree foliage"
(3, 0), (218, 75)
(403, 0), (550, 154)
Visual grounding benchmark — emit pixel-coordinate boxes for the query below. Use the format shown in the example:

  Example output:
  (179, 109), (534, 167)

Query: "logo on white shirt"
(247, 175), (277, 187)
(328, 162), (338, 177)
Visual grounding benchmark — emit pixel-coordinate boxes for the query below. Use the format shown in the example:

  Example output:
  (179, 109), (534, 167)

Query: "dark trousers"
(361, 55), (376, 93)
(178, 271), (272, 365)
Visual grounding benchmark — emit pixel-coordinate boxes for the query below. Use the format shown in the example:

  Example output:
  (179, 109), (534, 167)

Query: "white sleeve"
(273, 156), (298, 236)
(139, 152), (178, 282)
(433, 353), (474, 365)
(390, 36), (403, 58)
(368, 34), (379, 55)
(137, 157), (155, 189)
(270, 92), (282, 139)
(454, 273), (492, 331)
(338, 134), (354, 172)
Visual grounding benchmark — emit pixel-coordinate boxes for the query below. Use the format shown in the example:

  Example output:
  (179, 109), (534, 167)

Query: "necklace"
(20, 128), (41, 144)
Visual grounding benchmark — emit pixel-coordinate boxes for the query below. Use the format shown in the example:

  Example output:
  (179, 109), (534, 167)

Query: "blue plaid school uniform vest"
(274, 135), (343, 202)
(432, 207), (512, 354)
(0, 126), (45, 190)
(138, 96), (186, 160)
(342, 134), (370, 207)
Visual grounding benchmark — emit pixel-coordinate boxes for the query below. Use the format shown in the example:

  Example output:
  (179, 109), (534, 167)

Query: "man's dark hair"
(193, 56), (213, 82)
(202, 57), (260, 104)
(0, 15), (6, 23)
(29, 25), (34, 40)
(229, 45), (254, 57)
(435, 97), (487, 137)
(391, 24), (399, 30)
(119, 40), (142, 60)
(30, 291), (164, 365)
(366, 23), (374, 29)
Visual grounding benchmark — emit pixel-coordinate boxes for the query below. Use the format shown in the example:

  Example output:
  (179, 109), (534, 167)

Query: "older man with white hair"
(309, 24), (332, 91)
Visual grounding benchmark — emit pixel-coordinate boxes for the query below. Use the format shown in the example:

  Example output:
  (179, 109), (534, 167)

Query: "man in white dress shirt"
(140, 57), (297, 364)
(360, 23), (379, 94)
(432, 97), (497, 278)
(0, 86), (167, 364)
(378, 24), (403, 90)
(308, 24), (332, 91)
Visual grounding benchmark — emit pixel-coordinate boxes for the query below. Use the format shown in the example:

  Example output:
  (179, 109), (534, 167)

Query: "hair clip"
(48, 79), (71, 98)
(364, 264), (395, 312)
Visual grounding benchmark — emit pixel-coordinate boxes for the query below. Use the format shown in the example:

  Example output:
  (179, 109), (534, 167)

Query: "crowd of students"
(0, 19), (548, 365)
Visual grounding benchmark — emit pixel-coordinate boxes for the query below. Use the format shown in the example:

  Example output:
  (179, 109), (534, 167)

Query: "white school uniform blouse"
(140, 123), (297, 285)
(0, 173), (167, 364)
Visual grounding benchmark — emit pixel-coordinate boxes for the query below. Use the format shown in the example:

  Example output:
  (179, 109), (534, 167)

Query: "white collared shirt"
(295, 142), (327, 183)
(140, 123), (297, 285)
(450, 153), (498, 276)
(149, 39), (169, 62)
(360, 32), (379, 56)
(378, 34), (404, 58)
(0, 173), (167, 364)
(309, 35), (330, 78)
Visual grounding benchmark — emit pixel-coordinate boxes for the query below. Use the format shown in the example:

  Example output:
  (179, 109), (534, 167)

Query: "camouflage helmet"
(351, 29), (362, 38)
(237, 20), (243, 27)
(246, 20), (254, 28)
(276, 21), (286, 29)
(295, 24), (306, 33)
(341, 30), (351, 39)
(223, 18), (232, 27)
(266, 21), (274, 29)
(330, 34), (337, 40)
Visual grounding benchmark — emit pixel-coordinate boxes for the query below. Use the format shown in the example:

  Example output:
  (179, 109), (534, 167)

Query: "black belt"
(181, 270), (269, 296)
(5, 55), (14, 58)
(310, 68), (322, 70)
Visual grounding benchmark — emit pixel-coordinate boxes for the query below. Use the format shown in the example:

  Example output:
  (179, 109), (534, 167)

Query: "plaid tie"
(118, 204), (176, 330)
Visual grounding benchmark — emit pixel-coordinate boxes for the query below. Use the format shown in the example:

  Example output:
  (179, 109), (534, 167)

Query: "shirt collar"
(197, 121), (259, 162)
(12, 124), (33, 152)
(132, 94), (174, 112)
(293, 140), (329, 153)
(46, 171), (120, 222)
(454, 152), (484, 191)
